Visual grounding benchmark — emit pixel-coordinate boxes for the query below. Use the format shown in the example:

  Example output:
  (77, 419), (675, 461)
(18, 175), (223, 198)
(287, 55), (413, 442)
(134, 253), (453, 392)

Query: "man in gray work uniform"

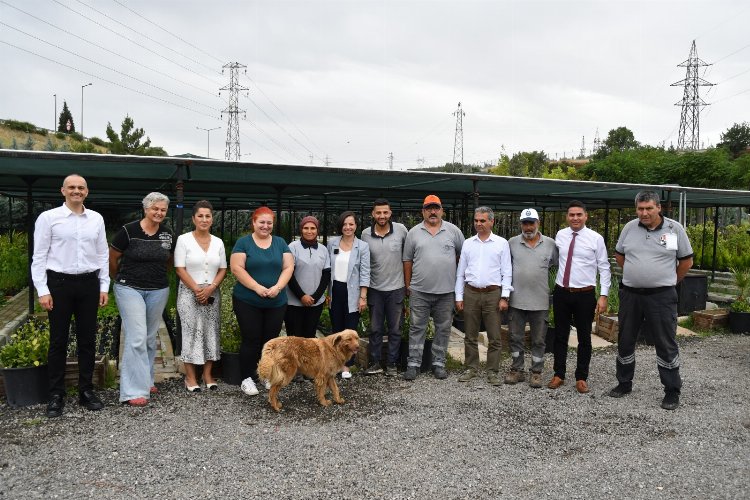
(402, 194), (464, 381)
(608, 190), (693, 410)
(361, 199), (408, 376)
(505, 208), (558, 388)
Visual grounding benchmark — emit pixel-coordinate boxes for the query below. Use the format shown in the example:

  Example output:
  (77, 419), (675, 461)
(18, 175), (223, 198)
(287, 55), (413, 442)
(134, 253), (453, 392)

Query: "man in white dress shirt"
(548, 200), (610, 394)
(31, 174), (109, 417)
(454, 206), (512, 385)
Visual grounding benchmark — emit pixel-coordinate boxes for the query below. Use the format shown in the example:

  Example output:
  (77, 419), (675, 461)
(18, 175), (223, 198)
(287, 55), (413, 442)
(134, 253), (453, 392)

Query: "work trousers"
(509, 307), (548, 373)
(46, 271), (100, 397)
(552, 286), (596, 381)
(616, 286), (682, 393)
(407, 290), (454, 368)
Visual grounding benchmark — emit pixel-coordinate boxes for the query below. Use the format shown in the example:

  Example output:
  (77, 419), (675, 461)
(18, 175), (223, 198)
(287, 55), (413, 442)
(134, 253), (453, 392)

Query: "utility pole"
(196, 126), (220, 158)
(671, 40), (713, 151)
(325, 155), (330, 167)
(220, 62), (248, 160)
(452, 102), (465, 173)
(579, 136), (586, 159)
(53, 94), (57, 132)
(81, 82), (92, 137)
(388, 152), (394, 170)
(309, 154), (313, 166)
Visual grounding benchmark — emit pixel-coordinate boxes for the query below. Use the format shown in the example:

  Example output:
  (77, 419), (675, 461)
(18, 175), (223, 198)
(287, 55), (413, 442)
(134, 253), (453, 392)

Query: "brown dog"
(257, 329), (360, 412)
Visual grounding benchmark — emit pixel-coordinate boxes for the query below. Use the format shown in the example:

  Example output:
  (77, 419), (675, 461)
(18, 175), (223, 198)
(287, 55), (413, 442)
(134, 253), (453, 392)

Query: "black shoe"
(385, 364), (399, 377)
(46, 394), (65, 418)
(402, 366), (418, 381)
(661, 391), (680, 411)
(432, 365), (448, 380)
(607, 384), (632, 398)
(79, 390), (104, 411)
(365, 364), (384, 375)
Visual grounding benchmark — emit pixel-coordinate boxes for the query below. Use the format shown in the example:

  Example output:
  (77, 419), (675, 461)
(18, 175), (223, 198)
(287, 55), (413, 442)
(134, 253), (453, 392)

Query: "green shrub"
(0, 232), (28, 295)
(686, 222), (750, 270)
(0, 318), (50, 368)
(1, 119), (47, 136)
(89, 136), (106, 147)
(55, 132), (66, 140)
(71, 141), (97, 153)
(219, 274), (241, 352)
(69, 132), (84, 142)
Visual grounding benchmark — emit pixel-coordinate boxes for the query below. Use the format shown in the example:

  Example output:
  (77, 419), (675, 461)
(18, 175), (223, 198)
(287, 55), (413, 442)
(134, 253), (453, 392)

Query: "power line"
(1, 21), (218, 112)
(110, 0), (225, 65)
(0, 1), (218, 98)
(49, 0), (221, 88)
(0, 39), (220, 120)
(71, 0), (220, 76)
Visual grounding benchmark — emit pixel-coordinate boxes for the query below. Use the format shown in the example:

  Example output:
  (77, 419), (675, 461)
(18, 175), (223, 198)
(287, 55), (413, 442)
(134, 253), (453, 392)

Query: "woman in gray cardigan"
(327, 211), (370, 378)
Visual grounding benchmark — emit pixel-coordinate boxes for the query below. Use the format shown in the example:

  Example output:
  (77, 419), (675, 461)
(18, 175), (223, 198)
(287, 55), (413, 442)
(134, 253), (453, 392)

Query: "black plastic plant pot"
(2, 365), (49, 408)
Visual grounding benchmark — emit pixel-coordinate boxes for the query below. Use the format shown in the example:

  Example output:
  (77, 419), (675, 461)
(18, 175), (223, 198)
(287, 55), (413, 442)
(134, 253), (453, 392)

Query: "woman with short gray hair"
(110, 192), (174, 406)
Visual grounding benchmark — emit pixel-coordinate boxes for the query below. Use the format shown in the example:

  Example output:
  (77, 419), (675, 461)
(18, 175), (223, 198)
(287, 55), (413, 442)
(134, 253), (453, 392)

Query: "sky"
(1, 0), (748, 170)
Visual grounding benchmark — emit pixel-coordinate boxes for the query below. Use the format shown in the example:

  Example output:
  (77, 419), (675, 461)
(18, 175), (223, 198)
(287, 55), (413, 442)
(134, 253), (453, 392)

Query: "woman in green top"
(230, 206), (294, 397)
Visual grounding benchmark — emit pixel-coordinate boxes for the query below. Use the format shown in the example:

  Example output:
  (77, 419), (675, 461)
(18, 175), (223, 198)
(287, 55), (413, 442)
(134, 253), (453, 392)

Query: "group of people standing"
(31, 173), (693, 419)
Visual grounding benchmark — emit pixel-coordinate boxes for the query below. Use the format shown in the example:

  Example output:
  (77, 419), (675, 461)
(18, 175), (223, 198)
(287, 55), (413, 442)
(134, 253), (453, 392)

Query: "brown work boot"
(576, 380), (590, 394)
(503, 369), (526, 385)
(547, 375), (565, 389)
(529, 372), (543, 388)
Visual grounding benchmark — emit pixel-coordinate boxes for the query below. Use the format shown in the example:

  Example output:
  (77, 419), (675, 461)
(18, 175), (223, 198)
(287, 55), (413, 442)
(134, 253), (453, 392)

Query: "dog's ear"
(333, 334), (343, 346)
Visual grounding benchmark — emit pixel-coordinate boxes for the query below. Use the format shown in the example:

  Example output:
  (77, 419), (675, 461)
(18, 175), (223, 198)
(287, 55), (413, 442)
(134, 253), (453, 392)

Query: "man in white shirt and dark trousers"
(31, 174), (110, 418)
(455, 207), (512, 385)
(549, 200), (611, 394)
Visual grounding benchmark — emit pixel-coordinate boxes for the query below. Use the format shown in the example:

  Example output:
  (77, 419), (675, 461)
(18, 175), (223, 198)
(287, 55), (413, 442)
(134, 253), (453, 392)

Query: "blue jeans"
(368, 287), (405, 366)
(115, 284), (169, 402)
(407, 290), (454, 368)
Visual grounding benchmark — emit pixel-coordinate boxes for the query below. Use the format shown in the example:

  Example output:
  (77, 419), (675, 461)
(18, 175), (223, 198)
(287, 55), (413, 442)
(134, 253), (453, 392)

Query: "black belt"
(47, 270), (98, 281)
(620, 284), (674, 295)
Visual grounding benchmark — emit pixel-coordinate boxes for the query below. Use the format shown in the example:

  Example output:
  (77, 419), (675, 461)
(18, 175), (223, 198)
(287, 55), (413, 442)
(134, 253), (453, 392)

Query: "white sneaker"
(341, 370), (352, 379)
(264, 379), (271, 390)
(241, 377), (258, 396)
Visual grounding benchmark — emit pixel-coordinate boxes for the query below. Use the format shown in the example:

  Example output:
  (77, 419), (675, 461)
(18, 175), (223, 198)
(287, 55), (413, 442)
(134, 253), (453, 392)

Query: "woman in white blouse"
(174, 200), (227, 392)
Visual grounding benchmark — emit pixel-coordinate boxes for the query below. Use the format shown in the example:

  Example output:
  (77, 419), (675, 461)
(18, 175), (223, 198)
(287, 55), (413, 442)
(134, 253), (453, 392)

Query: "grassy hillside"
(0, 119), (108, 153)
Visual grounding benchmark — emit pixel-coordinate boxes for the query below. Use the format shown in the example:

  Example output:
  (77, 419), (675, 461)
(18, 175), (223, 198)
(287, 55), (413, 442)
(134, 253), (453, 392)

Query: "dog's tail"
(257, 343), (285, 386)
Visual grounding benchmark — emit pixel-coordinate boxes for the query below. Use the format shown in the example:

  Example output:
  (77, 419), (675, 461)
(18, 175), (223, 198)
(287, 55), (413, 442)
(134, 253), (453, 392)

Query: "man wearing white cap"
(505, 208), (558, 388)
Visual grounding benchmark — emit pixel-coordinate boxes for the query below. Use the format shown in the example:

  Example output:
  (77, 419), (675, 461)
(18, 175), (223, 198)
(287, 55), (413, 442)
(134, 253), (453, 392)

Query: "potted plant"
(595, 275), (620, 343)
(217, 275), (243, 384)
(0, 318), (50, 408)
(728, 267), (750, 334)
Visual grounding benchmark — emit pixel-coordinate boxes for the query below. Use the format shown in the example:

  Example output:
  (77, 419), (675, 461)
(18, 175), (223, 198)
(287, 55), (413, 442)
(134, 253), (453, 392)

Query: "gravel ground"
(1, 334), (748, 500)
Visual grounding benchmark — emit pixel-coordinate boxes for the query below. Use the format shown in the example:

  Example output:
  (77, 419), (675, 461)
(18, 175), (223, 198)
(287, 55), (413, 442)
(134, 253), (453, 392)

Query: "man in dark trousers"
(609, 190), (693, 410)
(549, 200), (611, 394)
(31, 174), (110, 417)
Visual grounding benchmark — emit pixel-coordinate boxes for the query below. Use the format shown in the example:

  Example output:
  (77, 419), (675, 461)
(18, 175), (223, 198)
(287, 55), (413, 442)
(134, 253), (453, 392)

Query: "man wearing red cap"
(402, 195), (464, 381)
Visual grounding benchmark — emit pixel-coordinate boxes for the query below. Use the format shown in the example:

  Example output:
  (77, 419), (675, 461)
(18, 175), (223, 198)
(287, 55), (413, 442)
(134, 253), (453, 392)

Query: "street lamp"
(81, 82), (92, 136)
(53, 94), (57, 132)
(196, 126), (220, 158)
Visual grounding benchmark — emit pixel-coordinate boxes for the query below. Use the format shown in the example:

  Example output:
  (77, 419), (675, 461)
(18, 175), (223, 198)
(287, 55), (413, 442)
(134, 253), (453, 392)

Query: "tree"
(106, 115), (168, 156)
(23, 135), (35, 150)
(594, 126), (639, 159)
(508, 152), (528, 177)
(718, 122), (750, 158)
(57, 101), (75, 133)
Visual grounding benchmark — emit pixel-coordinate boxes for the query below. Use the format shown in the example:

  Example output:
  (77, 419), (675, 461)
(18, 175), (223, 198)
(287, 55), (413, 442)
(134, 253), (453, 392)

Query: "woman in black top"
(110, 192), (173, 407)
